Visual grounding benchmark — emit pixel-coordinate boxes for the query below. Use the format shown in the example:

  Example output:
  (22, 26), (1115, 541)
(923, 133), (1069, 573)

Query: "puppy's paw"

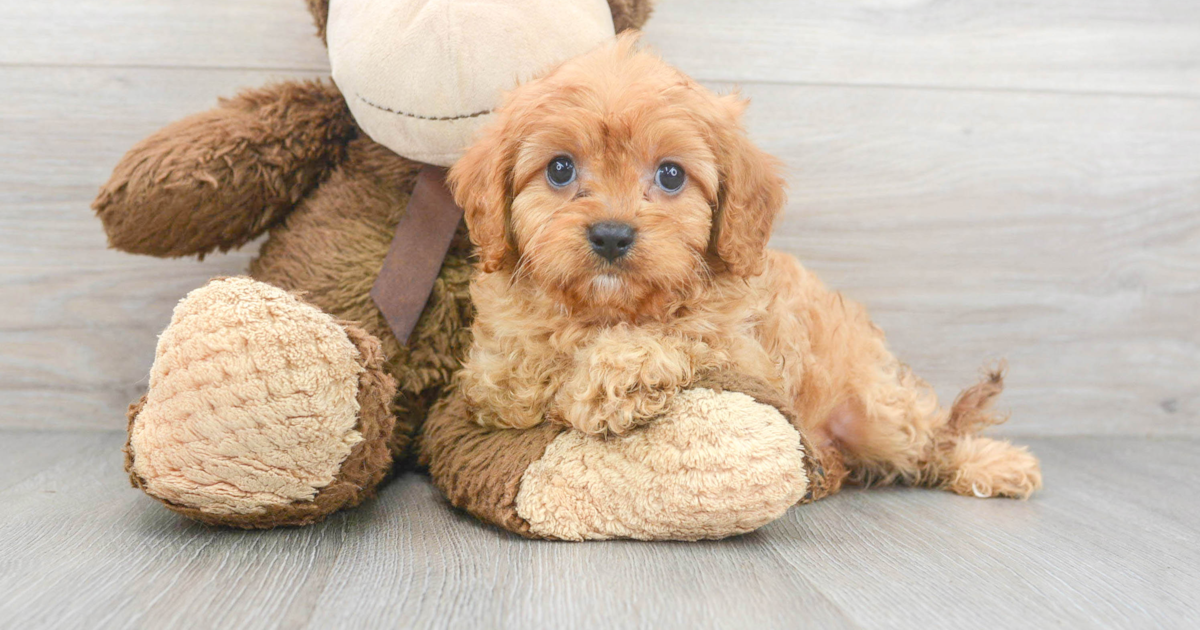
(554, 329), (724, 435)
(943, 436), (1043, 499)
(556, 388), (671, 435)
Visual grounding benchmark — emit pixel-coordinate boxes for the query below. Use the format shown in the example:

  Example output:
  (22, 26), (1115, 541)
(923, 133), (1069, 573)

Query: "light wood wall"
(1, 0), (1196, 434)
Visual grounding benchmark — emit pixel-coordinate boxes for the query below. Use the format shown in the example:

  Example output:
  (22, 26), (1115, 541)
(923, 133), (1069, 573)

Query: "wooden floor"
(2, 0), (1198, 628)
(0, 432), (1196, 629)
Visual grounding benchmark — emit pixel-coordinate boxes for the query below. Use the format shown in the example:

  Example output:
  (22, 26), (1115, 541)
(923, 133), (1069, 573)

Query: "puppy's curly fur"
(449, 35), (1042, 499)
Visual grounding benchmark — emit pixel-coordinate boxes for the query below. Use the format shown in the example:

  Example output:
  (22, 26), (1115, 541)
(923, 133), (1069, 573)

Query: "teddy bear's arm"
(93, 79), (357, 258)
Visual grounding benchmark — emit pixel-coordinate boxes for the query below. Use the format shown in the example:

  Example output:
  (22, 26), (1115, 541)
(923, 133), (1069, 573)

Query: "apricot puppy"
(449, 35), (1041, 499)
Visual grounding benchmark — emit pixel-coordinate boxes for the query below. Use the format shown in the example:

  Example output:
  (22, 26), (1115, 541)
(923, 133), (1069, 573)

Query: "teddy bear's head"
(303, 0), (639, 167)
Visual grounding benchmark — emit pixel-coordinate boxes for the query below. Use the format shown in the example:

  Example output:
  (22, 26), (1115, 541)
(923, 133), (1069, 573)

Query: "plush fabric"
(95, 80), (357, 258)
(98, 0), (660, 529)
(327, 0), (617, 166)
(124, 278), (398, 528)
(312, 0), (650, 42)
(605, 0), (655, 33)
(245, 137), (475, 464)
(691, 372), (846, 503)
(420, 372), (820, 541)
(515, 387), (809, 541)
(419, 392), (567, 537)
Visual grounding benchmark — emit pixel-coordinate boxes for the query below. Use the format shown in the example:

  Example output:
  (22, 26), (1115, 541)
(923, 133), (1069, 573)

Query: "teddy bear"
(95, 0), (839, 539)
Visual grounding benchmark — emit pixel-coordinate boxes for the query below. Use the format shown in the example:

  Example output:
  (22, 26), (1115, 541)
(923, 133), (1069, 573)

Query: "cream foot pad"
(514, 388), (810, 541)
(126, 277), (374, 524)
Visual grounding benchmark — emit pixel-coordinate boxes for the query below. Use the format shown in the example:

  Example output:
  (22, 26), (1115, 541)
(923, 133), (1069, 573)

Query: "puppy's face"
(450, 35), (785, 321)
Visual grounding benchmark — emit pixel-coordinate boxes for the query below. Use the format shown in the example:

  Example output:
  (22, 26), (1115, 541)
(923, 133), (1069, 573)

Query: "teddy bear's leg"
(124, 277), (398, 528)
(421, 373), (827, 541)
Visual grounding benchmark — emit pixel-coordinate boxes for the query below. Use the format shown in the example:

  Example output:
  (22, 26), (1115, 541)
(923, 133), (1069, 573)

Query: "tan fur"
(450, 36), (1042, 500)
(693, 371), (845, 503)
(125, 312), (399, 529)
(515, 387), (809, 541)
(128, 278), (369, 516)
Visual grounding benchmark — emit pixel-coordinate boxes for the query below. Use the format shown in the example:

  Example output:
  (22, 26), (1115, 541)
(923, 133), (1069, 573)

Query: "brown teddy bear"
(94, 0), (840, 539)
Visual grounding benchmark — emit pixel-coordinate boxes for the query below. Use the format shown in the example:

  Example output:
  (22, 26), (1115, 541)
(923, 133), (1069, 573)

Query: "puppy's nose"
(587, 221), (636, 262)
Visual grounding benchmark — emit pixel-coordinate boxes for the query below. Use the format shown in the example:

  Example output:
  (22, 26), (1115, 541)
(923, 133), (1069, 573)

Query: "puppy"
(448, 35), (1041, 499)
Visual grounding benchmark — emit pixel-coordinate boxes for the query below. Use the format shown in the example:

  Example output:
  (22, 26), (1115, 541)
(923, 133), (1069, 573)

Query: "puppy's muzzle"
(588, 221), (636, 263)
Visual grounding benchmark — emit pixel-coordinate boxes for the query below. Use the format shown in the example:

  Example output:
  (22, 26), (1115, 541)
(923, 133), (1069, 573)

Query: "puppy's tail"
(945, 361), (1008, 437)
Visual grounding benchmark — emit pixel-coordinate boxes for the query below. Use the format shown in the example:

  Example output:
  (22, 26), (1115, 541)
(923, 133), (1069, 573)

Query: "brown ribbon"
(371, 165), (465, 344)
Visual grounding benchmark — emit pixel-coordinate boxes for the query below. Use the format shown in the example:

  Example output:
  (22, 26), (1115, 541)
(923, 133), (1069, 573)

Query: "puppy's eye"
(655, 162), (686, 193)
(546, 156), (576, 188)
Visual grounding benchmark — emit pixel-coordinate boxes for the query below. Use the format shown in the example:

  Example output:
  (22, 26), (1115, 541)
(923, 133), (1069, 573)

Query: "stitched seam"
(356, 93), (492, 121)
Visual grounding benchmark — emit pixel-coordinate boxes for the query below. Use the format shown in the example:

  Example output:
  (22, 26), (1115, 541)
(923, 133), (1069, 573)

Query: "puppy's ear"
(709, 94), (786, 278)
(449, 119), (515, 273)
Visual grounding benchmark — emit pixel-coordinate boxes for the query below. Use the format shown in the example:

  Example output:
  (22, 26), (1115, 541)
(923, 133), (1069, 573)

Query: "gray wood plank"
(3, 64), (1196, 434)
(0, 66), (314, 430)
(0, 0), (328, 71)
(0, 431), (1196, 629)
(0, 430), (107, 492)
(740, 80), (1200, 435)
(756, 437), (1200, 628)
(4, 0), (1198, 97)
(644, 0), (1200, 96)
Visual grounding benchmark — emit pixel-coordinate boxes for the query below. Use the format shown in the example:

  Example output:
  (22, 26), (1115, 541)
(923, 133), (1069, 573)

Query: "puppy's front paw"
(556, 385), (672, 435)
(554, 329), (724, 435)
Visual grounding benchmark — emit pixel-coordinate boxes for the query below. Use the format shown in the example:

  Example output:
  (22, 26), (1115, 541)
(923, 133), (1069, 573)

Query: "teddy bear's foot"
(124, 277), (397, 528)
(422, 373), (827, 541)
(516, 380), (810, 541)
